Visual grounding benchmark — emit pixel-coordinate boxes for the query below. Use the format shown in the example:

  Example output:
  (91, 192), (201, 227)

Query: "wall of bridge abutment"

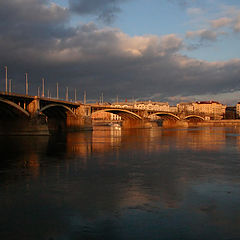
(161, 120), (189, 128)
(121, 119), (158, 129)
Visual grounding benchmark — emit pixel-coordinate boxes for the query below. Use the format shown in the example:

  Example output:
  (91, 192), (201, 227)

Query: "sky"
(0, 0), (240, 104)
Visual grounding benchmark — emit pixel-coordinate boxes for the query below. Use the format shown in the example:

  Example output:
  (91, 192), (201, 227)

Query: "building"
(236, 103), (240, 118)
(225, 106), (237, 119)
(92, 111), (121, 121)
(193, 101), (226, 120)
(133, 101), (170, 111)
(112, 101), (170, 112)
(177, 102), (194, 113)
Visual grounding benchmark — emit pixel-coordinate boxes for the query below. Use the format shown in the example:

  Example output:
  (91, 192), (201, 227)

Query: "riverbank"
(193, 120), (240, 127)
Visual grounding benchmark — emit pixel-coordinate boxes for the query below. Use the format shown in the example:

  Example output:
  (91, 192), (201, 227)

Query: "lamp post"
(25, 73), (28, 95)
(42, 78), (45, 97)
(56, 82), (59, 99)
(9, 79), (12, 93)
(66, 87), (68, 101)
(84, 91), (86, 104)
(4, 66), (7, 93)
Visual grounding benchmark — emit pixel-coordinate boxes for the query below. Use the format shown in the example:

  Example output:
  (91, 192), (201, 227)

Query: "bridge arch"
(149, 112), (180, 121)
(0, 98), (30, 118)
(39, 104), (76, 118)
(92, 109), (142, 120)
(184, 115), (204, 121)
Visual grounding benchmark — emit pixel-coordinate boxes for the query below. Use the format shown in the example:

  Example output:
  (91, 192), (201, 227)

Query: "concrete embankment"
(193, 120), (240, 127)
(160, 119), (240, 128)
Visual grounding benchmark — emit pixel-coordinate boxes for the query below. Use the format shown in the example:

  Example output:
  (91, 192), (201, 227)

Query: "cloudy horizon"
(0, 0), (240, 105)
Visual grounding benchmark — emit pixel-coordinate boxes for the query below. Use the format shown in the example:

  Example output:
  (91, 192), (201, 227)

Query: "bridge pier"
(27, 97), (40, 115)
(66, 105), (92, 132)
(45, 105), (92, 134)
(0, 117), (49, 135)
(121, 119), (157, 129)
(162, 120), (189, 128)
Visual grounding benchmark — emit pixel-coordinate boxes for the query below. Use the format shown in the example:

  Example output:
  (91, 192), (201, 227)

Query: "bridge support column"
(27, 97), (40, 115)
(25, 97), (49, 135)
(66, 105), (92, 131)
(121, 119), (155, 129)
(162, 120), (188, 128)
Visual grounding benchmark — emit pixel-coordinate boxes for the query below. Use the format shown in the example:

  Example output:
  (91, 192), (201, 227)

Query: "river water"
(1, 126), (240, 240)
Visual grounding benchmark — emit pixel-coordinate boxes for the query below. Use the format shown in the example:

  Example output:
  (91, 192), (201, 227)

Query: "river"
(0, 126), (240, 240)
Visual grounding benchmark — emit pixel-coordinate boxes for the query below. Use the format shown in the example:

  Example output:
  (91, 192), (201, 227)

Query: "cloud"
(216, 5), (240, 32)
(234, 15), (240, 32)
(0, 0), (240, 104)
(69, 0), (129, 24)
(186, 29), (218, 41)
(210, 17), (232, 29)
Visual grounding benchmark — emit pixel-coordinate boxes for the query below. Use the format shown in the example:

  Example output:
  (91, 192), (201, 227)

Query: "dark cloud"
(0, 0), (240, 104)
(69, 0), (128, 24)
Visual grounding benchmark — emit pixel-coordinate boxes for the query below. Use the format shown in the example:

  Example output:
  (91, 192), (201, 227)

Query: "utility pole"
(84, 91), (86, 104)
(66, 87), (68, 101)
(9, 79), (12, 93)
(56, 82), (59, 99)
(74, 88), (77, 102)
(42, 78), (45, 97)
(4, 66), (7, 93)
(25, 73), (28, 95)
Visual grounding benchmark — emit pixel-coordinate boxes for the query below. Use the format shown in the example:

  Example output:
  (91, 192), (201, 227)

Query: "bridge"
(0, 92), (92, 134)
(89, 104), (206, 128)
(0, 92), (207, 134)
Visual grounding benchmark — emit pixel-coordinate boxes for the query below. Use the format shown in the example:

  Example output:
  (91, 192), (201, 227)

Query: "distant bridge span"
(149, 112), (181, 120)
(184, 115), (205, 121)
(92, 108), (143, 120)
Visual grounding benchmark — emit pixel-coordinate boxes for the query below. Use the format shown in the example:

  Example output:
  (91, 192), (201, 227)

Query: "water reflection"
(0, 127), (240, 239)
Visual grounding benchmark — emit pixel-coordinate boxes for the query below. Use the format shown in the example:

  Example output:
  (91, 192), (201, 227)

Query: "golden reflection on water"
(1, 127), (240, 239)
(64, 127), (234, 159)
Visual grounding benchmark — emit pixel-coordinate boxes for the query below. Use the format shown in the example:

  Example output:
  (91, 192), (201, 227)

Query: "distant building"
(169, 106), (178, 112)
(92, 111), (121, 121)
(134, 101), (170, 111)
(236, 103), (240, 118)
(177, 102), (194, 113)
(112, 101), (170, 112)
(177, 101), (226, 119)
(193, 101), (226, 120)
(225, 106), (237, 119)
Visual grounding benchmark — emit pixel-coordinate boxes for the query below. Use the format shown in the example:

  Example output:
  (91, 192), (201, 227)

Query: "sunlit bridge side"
(149, 112), (181, 121)
(184, 115), (205, 122)
(93, 109), (142, 120)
